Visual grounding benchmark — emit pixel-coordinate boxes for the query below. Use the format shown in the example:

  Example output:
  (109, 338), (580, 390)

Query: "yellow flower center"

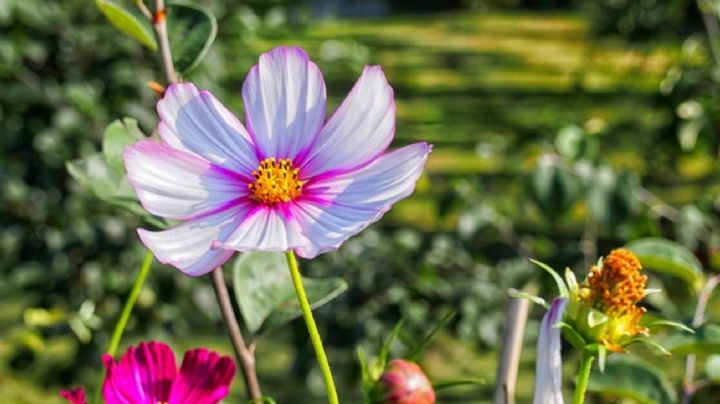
(248, 157), (304, 205)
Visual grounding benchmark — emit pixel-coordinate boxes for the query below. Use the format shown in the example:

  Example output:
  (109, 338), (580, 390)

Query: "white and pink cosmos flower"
(124, 46), (431, 276)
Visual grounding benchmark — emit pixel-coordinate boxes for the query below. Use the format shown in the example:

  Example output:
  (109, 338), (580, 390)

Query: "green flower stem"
(94, 250), (154, 403)
(573, 351), (595, 404)
(285, 251), (339, 404)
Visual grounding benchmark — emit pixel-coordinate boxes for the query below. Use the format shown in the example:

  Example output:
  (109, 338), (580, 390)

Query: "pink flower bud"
(379, 359), (436, 404)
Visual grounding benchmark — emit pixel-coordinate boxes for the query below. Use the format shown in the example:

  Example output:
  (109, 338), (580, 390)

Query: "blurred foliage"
(4, 0), (720, 402)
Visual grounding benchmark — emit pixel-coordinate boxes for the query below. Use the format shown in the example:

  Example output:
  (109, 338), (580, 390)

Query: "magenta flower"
(124, 46), (431, 276)
(379, 359), (436, 404)
(61, 341), (235, 404)
(60, 387), (87, 404)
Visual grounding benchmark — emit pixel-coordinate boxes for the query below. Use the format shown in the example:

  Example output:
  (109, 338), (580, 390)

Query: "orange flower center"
(580, 248), (649, 348)
(584, 249), (646, 316)
(248, 157), (304, 205)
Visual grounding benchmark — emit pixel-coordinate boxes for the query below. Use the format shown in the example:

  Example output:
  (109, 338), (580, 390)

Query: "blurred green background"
(3, 0), (720, 402)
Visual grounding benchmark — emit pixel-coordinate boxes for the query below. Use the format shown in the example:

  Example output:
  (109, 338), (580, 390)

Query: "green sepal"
(557, 321), (586, 350)
(644, 319), (694, 334)
(530, 259), (569, 298)
(508, 289), (549, 309)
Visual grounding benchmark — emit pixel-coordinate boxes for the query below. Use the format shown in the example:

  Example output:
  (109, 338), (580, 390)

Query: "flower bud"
(378, 359), (436, 404)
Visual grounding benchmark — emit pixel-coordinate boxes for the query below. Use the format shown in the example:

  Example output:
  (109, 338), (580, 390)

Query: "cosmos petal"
(158, 83), (258, 174)
(102, 341), (178, 404)
(216, 205), (311, 253)
(242, 46), (327, 160)
(300, 65), (395, 178)
(533, 298), (568, 404)
(125, 140), (248, 220)
(60, 388), (88, 404)
(293, 142), (431, 258)
(138, 204), (253, 277)
(167, 349), (236, 404)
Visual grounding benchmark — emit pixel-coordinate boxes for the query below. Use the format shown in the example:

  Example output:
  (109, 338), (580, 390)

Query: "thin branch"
(681, 274), (720, 404)
(134, 0), (153, 21)
(153, 0), (177, 83)
(211, 268), (263, 401)
(697, 0), (720, 68)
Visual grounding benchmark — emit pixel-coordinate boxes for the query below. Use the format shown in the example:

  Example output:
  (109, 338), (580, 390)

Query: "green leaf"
(662, 324), (720, 355)
(167, 1), (217, 74)
(407, 310), (456, 360)
(232, 252), (347, 335)
(94, 0), (157, 50)
(644, 319), (694, 334)
(529, 161), (579, 219)
(705, 354), (720, 381)
(432, 378), (485, 391)
(66, 154), (165, 227)
(587, 356), (676, 404)
(554, 125), (587, 160)
(626, 238), (704, 289)
(102, 118), (145, 174)
(529, 259), (569, 298)
(375, 319), (404, 377)
(625, 336), (671, 356)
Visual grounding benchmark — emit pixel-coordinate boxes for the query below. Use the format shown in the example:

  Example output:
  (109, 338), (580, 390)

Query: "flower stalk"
(211, 268), (263, 401)
(152, 0), (177, 84)
(285, 251), (339, 404)
(95, 250), (154, 403)
(572, 351), (594, 404)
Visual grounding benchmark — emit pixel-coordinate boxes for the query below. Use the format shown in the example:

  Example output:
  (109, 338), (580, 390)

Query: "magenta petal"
(168, 348), (236, 404)
(293, 142), (431, 258)
(102, 341), (178, 404)
(242, 46), (327, 160)
(60, 387), (88, 404)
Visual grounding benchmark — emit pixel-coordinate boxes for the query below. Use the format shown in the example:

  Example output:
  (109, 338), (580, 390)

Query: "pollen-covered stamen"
(584, 249), (647, 316)
(248, 157), (304, 205)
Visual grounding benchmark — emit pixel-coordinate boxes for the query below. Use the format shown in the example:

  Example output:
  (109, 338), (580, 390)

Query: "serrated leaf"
(529, 259), (569, 298)
(167, 1), (217, 74)
(626, 238), (704, 289)
(663, 324), (720, 355)
(587, 356), (676, 404)
(232, 252), (347, 335)
(66, 154), (165, 227)
(102, 118), (145, 174)
(94, 0), (157, 50)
